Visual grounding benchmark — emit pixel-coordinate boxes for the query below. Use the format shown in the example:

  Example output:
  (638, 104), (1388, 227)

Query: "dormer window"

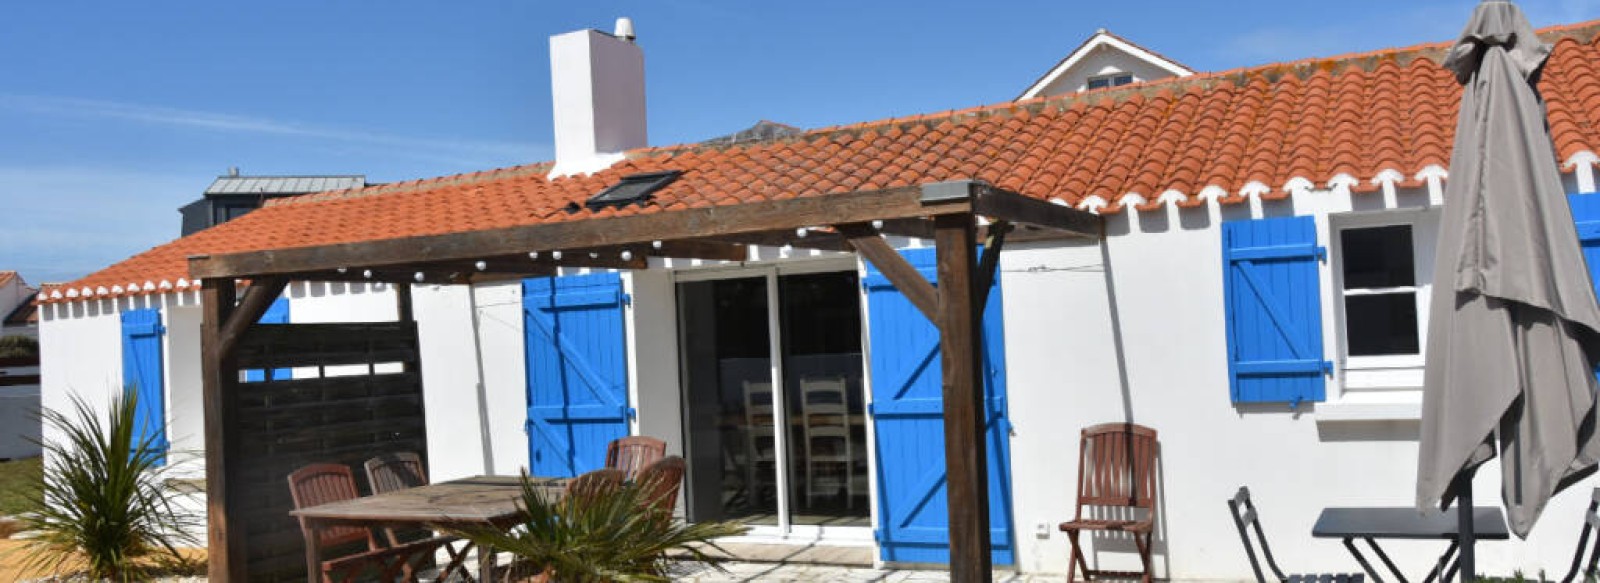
(1087, 73), (1134, 90)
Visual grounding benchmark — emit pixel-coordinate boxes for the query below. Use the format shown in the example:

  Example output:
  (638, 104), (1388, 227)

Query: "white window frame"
(1086, 72), (1134, 90)
(1329, 209), (1439, 391)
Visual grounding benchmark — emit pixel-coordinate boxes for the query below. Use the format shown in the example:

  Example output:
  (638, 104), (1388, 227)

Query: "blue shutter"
(121, 308), (167, 466)
(524, 273), (632, 478)
(1222, 216), (1330, 405)
(866, 248), (1015, 565)
(244, 297), (290, 382)
(1569, 194), (1600, 296)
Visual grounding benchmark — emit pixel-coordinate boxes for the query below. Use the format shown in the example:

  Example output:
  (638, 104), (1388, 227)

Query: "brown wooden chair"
(635, 455), (685, 515)
(288, 463), (456, 583)
(605, 436), (667, 481)
(1058, 423), (1160, 583)
(363, 453), (474, 582)
(565, 468), (625, 506)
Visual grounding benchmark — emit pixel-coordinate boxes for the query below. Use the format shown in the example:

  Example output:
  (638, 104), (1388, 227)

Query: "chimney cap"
(614, 17), (636, 42)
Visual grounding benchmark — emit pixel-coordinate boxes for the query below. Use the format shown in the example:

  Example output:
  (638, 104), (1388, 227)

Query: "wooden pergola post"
(934, 213), (992, 581)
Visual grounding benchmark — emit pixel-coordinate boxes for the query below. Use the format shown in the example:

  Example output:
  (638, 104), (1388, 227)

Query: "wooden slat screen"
(231, 322), (427, 581)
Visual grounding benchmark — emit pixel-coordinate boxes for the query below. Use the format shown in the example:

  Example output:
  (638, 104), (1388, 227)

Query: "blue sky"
(1, 0), (1596, 285)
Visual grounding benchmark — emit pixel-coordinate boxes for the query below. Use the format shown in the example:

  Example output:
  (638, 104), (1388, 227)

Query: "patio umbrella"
(1417, 0), (1600, 559)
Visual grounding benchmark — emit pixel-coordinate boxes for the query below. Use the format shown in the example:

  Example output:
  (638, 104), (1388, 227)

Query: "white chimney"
(548, 20), (647, 178)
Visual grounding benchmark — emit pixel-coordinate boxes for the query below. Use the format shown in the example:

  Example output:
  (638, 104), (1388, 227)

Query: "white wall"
(999, 197), (1598, 578)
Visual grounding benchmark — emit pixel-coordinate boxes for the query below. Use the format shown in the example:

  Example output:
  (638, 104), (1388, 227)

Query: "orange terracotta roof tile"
(45, 19), (1600, 304)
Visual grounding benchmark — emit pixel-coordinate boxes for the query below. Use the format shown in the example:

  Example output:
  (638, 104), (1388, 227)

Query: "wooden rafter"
(837, 222), (939, 322)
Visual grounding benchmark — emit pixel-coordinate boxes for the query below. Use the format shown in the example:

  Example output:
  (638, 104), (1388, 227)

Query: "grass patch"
(0, 457), (40, 517)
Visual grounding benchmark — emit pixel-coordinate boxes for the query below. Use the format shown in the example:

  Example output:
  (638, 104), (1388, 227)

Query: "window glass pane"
(779, 272), (867, 526)
(1341, 225), (1414, 289)
(1112, 74), (1134, 86)
(1087, 77), (1111, 90)
(1345, 293), (1420, 356)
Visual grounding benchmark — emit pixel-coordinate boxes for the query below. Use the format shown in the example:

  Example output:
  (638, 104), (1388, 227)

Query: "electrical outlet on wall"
(1035, 522), (1050, 539)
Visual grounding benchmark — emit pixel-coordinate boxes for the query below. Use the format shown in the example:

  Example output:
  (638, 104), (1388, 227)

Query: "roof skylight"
(583, 170), (681, 210)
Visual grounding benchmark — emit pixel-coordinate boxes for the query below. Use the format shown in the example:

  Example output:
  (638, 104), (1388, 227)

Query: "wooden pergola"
(190, 179), (1100, 582)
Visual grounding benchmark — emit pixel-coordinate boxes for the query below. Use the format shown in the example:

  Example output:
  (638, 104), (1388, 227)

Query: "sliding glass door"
(677, 265), (869, 534)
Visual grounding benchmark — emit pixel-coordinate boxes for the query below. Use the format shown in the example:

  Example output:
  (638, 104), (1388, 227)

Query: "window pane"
(1112, 74), (1134, 87)
(1087, 77), (1111, 90)
(1345, 293), (1420, 356)
(1341, 225), (1414, 289)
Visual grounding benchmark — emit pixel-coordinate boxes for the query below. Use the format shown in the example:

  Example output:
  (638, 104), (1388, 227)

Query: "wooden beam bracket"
(836, 223), (939, 323)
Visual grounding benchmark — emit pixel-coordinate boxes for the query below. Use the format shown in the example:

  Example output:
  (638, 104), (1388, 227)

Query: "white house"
(1016, 28), (1193, 100)
(36, 20), (1600, 579)
(0, 271), (38, 339)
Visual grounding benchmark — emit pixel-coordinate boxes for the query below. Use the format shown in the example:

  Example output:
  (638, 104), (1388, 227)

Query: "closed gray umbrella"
(1417, 0), (1600, 544)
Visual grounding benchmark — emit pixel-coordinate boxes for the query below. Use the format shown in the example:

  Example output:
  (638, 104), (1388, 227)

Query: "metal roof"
(204, 175), (366, 196)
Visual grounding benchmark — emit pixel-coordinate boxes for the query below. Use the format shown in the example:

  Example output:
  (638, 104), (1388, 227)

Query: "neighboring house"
(0, 271), (39, 339)
(34, 21), (1600, 579)
(178, 169), (366, 236)
(1016, 28), (1194, 99)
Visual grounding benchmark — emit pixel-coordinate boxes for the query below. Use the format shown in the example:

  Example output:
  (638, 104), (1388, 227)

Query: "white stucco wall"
(999, 193), (1599, 578)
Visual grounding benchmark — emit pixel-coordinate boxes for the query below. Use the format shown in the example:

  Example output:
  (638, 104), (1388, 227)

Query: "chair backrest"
(1074, 423), (1159, 512)
(565, 468), (625, 506)
(1561, 487), (1600, 583)
(605, 436), (667, 481)
(636, 455), (686, 514)
(364, 452), (428, 495)
(287, 463), (373, 549)
(1226, 487), (1289, 583)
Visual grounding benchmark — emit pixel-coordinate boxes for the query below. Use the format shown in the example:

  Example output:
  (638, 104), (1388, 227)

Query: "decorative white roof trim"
(176, 278), (190, 289)
(1156, 189), (1189, 206)
(1371, 168), (1406, 187)
(159, 280), (173, 290)
(64, 289), (77, 299)
(1077, 195), (1108, 214)
(1197, 185), (1228, 203)
(95, 286), (108, 296)
(1283, 176), (1316, 197)
(1416, 165), (1449, 206)
(142, 281), (155, 292)
(1018, 30), (1195, 100)
(1121, 193), (1150, 208)
(51, 290), (62, 299)
(111, 285), (125, 294)
(1240, 181), (1272, 200)
(1567, 150), (1599, 194)
(1048, 197), (1069, 206)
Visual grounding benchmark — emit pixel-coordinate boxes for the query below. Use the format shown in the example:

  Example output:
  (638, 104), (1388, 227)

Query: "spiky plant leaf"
(10, 390), (200, 581)
(450, 471), (748, 582)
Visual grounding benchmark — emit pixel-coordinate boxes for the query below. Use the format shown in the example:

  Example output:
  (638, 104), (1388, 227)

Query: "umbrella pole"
(1456, 468), (1477, 583)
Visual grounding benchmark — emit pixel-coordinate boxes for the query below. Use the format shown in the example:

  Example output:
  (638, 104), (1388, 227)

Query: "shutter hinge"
(627, 407), (638, 420)
(1289, 395), (1303, 410)
(156, 324), (167, 336)
(621, 292), (633, 307)
(872, 528), (884, 542)
(1321, 360), (1334, 375)
(1315, 245), (1328, 263)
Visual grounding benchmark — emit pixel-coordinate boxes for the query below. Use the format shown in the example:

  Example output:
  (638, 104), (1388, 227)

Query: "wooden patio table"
(1312, 506), (1509, 583)
(288, 475), (568, 583)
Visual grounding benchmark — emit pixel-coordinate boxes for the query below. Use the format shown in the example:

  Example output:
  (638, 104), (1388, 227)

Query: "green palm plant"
(13, 390), (200, 581)
(451, 471), (748, 582)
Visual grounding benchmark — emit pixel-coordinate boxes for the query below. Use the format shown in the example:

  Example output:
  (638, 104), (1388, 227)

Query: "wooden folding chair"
(605, 436), (667, 481)
(636, 455), (686, 514)
(288, 463), (456, 583)
(364, 452), (474, 582)
(565, 468), (626, 506)
(1058, 423), (1160, 583)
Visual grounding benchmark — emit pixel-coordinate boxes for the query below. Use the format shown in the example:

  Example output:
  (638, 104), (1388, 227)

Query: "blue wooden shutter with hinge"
(244, 297), (290, 382)
(524, 273), (633, 478)
(1223, 215), (1331, 406)
(1568, 193), (1600, 386)
(121, 308), (168, 466)
(865, 247), (1015, 565)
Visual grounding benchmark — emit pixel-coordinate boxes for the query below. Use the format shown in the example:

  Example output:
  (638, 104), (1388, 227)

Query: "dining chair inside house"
(1561, 487), (1600, 583)
(637, 455), (687, 515)
(288, 462), (456, 583)
(1227, 486), (1365, 583)
(741, 380), (778, 509)
(799, 377), (854, 509)
(605, 436), (667, 481)
(1058, 422), (1160, 583)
